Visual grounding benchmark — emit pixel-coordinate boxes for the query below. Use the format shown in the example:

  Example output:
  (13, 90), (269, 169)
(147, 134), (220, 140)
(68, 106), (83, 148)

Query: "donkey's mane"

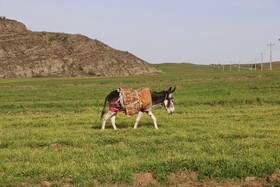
(152, 91), (166, 94)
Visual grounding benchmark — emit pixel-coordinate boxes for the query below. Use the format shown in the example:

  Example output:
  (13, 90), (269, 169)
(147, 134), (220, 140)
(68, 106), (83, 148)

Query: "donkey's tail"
(101, 95), (109, 119)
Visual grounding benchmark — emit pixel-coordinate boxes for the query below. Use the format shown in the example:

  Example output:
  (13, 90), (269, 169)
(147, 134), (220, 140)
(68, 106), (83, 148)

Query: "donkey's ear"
(171, 87), (176, 93)
(168, 87), (172, 92)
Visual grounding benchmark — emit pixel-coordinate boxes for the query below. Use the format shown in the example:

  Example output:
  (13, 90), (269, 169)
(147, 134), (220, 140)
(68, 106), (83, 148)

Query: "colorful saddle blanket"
(119, 87), (152, 117)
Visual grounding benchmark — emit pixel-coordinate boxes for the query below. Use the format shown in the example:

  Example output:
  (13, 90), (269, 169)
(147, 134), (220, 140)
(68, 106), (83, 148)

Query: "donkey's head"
(164, 87), (176, 114)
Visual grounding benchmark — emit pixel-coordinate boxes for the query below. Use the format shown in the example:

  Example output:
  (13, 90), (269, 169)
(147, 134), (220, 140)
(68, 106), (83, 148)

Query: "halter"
(163, 92), (173, 108)
(161, 87), (176, 114)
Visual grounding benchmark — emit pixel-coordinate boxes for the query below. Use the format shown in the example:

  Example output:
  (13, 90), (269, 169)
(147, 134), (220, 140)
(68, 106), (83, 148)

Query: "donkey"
(101, 87), (176, 130)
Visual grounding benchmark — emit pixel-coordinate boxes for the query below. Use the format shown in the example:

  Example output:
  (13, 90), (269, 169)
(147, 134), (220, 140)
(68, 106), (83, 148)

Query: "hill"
(0, 17), (161, 78)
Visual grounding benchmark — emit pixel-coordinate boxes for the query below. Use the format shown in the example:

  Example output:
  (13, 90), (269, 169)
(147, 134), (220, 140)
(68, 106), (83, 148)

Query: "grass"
(0, 62), (280, 186)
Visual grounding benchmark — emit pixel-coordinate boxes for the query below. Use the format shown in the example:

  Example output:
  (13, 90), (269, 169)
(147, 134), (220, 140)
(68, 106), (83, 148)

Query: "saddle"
(111, 87), (152, 117)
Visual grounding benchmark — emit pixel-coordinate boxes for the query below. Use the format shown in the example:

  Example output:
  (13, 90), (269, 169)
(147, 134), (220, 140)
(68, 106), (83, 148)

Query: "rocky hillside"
(0, 17), (161, 78)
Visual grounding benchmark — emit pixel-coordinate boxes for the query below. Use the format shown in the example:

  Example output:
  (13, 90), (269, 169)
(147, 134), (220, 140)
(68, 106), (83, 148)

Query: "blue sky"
(0, 0), (280, 64)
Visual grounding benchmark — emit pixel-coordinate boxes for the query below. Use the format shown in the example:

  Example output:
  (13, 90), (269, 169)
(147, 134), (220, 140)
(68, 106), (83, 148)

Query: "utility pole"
(267, 42), (275, 70)
(254, 58), (257, 71)
(230, 64), (232, 72)
(223, 64), (224, 72)
(260, 53), (264, 71)
(238, 61), (241, 72)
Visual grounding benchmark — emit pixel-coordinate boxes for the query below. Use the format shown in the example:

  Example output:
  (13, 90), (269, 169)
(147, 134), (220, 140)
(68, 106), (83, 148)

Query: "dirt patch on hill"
(133, 172), (160, 186)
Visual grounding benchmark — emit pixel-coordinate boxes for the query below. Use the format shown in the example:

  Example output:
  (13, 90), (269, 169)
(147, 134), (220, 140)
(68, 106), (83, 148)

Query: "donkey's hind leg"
(111, 114), (117, 130)
(101, 111), (116, 130)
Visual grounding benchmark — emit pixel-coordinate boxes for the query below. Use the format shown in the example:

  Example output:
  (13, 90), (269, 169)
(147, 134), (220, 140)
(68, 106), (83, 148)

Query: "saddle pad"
(136, 88), (152, 109)
(119, 87), (151, 117)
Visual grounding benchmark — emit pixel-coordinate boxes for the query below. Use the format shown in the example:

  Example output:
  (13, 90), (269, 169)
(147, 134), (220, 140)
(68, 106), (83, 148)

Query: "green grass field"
(1, 63), (280, 186)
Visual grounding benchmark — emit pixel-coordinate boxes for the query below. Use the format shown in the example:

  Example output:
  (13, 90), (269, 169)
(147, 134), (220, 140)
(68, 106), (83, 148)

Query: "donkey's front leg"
(134, 111), (143, 129)
(147, 111), (158, 129)
(101, 111), (116, 130)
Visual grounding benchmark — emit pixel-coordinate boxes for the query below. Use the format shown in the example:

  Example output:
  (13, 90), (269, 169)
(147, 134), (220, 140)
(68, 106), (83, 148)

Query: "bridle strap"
(164, 92), (171, 108)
